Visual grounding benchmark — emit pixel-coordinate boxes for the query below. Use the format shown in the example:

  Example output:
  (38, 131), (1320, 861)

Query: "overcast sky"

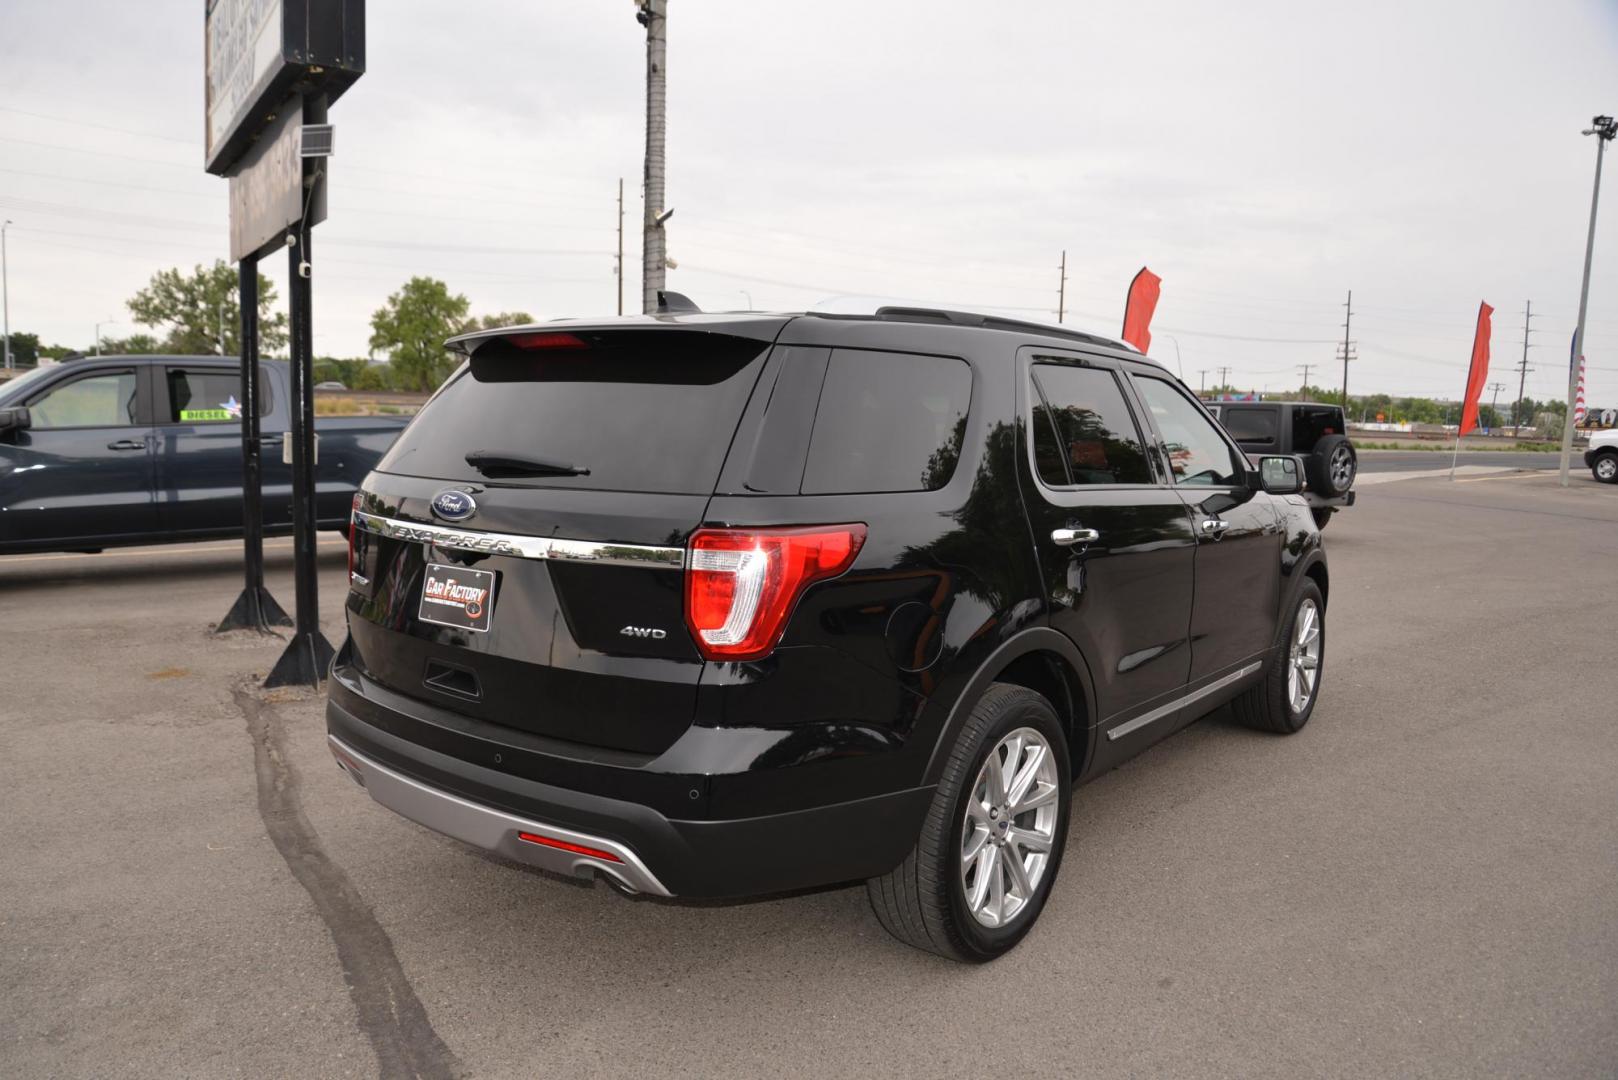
(2, 0), (1616, 404)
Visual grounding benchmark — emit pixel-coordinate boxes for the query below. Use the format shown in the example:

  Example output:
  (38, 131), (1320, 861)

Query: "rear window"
(375, 331), (768, 494)
(166, 367), (270, 423)
(800, 349), (971, 494)
(1029, 363), (1152, 486)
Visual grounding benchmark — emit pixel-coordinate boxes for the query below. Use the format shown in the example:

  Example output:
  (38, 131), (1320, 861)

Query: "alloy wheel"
(1329, 446), (1355, 491)
(959, 727), (1060, 929)
(1288, 599), (1322, 714)
(1598, 457), (1617, 482)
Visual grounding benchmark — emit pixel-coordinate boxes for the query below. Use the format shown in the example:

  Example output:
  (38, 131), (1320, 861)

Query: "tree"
(461, 311), (535, 333)
(369, 277), (470, 391)
(95, 333), (163, 355)
(4, 332), (41, 366)
(127, 260), (287, 356)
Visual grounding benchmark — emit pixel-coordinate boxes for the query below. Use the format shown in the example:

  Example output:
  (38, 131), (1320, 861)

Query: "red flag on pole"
(1121, 267), (1161, 353)
(1458, 301), (1493, 436)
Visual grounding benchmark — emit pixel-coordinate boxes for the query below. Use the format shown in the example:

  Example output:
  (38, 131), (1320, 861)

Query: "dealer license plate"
(418, 563), (497, 633)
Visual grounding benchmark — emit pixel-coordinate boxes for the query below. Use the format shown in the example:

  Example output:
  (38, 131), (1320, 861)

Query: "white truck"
(1586, 429), (1618, 484)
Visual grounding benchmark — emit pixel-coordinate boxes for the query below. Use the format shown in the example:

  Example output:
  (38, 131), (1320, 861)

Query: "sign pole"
(266, 115), (335, 687)
(217, 252), (290, 632)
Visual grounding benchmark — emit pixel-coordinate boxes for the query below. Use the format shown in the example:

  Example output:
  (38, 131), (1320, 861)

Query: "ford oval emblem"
(430, 489), (476, 521)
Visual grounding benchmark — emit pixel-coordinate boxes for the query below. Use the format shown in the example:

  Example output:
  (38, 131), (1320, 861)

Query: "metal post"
(639, 0), (667, 313)
(217, 253), (290, 633)
(2, 220), (11, 370)
(1561, 117), (1613, 486)
(266, 210), (335, 686)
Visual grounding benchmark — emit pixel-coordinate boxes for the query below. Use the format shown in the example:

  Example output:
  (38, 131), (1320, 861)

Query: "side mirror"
(1257, 455), (1302, 494)
(0, 406), (30, 436)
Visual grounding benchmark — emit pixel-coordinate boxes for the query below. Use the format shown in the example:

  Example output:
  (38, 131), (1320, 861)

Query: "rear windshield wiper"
(464, 450), (591, 478)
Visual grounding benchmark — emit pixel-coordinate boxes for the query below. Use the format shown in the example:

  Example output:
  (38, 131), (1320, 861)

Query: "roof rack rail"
(871, 306), (1133, 351)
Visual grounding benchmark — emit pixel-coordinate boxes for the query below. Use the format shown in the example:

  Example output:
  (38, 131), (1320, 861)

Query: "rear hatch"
(346, 320), (783, 755)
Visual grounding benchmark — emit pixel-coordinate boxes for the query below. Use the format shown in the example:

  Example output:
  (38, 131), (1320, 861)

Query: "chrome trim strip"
(352, 510), (685, 570)
(1106, 661), (1263, 741)
(328, 735), (673, 897)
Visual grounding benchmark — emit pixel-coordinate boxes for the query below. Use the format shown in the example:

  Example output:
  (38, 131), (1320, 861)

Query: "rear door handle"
(106, 439), (146, 451)
(1051, 527), (1100, 547)
(1200, 518), (1230, 537)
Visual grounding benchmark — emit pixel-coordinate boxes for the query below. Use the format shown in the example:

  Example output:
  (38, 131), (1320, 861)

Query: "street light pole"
(1561, 114), (1615, 486)
(2, 219), (11, 370)
(94, 320), (116, 356)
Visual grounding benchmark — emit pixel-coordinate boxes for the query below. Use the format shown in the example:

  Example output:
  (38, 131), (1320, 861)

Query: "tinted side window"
(1030, 363), (1152, 486)
(166, 368), (270, 423)
(1133, 376), (1244, 486)
(28, 370), (138, 429)
(801, 350), (970, 495)
(1221, 406), (1278, 444)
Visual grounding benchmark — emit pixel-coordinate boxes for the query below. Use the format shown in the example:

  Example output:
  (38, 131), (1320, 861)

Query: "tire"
(1231, 580), (1325, 735)
(1306, 435), (1356, 497)
(1310, 507), (1333, 530)
(1593, 452), (1618, 484)
(866, 683), (1071, 963)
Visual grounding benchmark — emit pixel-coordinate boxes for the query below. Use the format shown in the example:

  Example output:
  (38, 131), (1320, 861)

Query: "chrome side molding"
(351, 510), (686, 570)
(1106, 661), (1263, 741)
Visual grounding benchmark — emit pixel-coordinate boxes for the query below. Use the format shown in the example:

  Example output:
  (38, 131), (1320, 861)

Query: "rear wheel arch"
(926, 628), (1096, 784)
(1305, 559), (1329, 609)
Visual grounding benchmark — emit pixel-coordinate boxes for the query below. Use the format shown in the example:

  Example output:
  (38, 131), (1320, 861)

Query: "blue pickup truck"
(0, 355), (409, 555)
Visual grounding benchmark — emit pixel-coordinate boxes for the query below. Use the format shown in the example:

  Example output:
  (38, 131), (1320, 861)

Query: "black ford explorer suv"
(327, 306), (1329, 962)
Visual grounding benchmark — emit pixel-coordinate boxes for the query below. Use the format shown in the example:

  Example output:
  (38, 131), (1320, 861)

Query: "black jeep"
(1207, 401), (1357, 528)
(327, 305), (1329, 962)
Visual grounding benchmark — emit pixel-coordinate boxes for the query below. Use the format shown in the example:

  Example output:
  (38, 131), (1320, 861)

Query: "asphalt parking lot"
(3, 469), (1616, 1079)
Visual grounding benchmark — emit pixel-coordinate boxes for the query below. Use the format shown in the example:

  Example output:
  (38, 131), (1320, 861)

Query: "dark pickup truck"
(1207, 400), (1357, 528)
(0, 355), (408, 555)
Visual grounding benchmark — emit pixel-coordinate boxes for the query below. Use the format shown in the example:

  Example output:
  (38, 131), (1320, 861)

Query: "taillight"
(685, 525), (867, 661)
(347, 491), (363, 584)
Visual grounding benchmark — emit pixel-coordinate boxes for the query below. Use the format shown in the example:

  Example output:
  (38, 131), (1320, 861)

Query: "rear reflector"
(685, 525), (867, 662)
(347, 490), (363, 582)
(506, 331), (588, 350)
(517, 832), (623, 863)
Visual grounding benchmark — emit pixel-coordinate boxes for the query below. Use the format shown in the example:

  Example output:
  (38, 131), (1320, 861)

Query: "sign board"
(204, 0), (365, 175)
(228, 98), (326, 261)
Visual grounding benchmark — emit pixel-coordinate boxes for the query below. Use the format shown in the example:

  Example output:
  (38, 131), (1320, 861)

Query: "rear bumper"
(329, 735), (672, 895)
(1304, 490), (1355, 509)
(325, 667), (934, 899)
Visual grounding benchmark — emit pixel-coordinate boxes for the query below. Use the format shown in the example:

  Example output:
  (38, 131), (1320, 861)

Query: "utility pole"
(1197, 369), (1210, 393)
(2, 219), (11, 370)
(1216, 365), (1232, 393)
(616, 177), (624, 316)
(1297, 363), (1314, 400)
(638, 0), (668, 314)
(1338, 289), (1355, 408)
(217, 298), (226, 355)
(1562, 114), (1615, 486)
(1512, 300), (1536, 436)
(1488, 381), (1507, 433)
(1056, 250), (1067, 323)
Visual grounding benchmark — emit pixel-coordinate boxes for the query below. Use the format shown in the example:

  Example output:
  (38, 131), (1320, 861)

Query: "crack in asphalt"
(234, 687), (461, 1080)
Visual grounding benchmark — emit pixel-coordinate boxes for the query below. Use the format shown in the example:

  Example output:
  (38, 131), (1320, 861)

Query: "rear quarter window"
(800, 349), (971, 495)
(1220, 406), (1279, 445)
